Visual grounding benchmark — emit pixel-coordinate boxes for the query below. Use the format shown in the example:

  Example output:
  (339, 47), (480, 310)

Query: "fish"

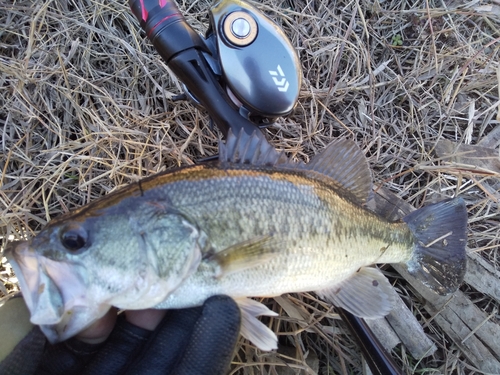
(4, 131), (468, 351)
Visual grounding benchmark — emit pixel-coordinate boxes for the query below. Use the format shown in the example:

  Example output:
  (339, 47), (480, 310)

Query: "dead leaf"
(434, 139), (500, 174)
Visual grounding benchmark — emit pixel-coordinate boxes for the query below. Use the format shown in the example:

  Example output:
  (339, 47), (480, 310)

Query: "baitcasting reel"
(204, 0), (301, 124)
(130, 0), (301, 132)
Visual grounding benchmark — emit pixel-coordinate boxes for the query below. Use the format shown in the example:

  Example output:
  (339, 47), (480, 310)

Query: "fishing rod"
(128, 0), (402, 373)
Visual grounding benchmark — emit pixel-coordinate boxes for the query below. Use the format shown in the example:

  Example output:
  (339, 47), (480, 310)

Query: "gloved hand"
(0, 295), (240, 375)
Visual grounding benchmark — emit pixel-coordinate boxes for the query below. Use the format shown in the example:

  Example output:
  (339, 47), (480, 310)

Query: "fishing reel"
(129, 0), (301, 131)
(204, 0), (301, 124)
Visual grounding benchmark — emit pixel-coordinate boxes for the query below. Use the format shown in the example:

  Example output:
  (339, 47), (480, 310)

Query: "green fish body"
(5, 133), (468, 350)
(149, 165), (412, 302)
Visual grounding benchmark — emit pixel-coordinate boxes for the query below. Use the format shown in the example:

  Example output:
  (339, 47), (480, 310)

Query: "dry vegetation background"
(1, 0), (500, 374)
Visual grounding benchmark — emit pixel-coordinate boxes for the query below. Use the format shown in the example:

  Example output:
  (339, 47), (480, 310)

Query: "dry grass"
(1, 0), (500, 373)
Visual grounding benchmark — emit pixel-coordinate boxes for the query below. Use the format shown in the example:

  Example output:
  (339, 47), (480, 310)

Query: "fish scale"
(5, 133), (467, 350)
(143, 165), (414, 307)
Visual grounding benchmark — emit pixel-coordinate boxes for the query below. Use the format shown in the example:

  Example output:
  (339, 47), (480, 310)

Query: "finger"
(125, 295), (241, 375)
(76, 307), (118, 344)
(172, 295), (241, 375)
(125, 309), (167, 331)
(125, 305), (205, 374)
(81, 314), (152, 375)
(36, 335), (105, 375)
(29, 308), (119, 374)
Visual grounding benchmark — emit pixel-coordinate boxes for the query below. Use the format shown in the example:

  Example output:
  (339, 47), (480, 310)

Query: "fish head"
(4, 229), (108, 343)
(4, 200), (204, 343)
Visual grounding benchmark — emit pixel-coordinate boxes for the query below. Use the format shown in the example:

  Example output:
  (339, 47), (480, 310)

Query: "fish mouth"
(4, 241), (110, 343)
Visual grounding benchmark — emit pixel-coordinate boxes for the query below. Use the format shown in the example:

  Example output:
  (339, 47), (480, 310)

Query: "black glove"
(0, 295), (241, 375)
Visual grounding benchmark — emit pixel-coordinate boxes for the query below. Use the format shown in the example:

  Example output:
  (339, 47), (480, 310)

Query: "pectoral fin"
(208, 236), (278, 277)
(316, 267), (394, 319)
(236, 298), (278, 351)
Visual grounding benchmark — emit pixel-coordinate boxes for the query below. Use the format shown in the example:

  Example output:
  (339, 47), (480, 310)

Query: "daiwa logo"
(269, 65), (289, 92)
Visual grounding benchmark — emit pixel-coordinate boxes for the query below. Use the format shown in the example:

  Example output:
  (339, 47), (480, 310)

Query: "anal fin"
(317, 267), (395, 319)
(236, 298), (278, 351)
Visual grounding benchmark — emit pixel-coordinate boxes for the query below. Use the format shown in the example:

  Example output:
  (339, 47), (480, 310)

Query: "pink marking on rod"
(159, 0), (168, 7)
(139, 0), (148, 21)
(147, 13), (180, 38)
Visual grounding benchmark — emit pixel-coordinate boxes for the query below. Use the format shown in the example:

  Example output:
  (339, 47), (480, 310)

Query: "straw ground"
(1, 0), (500, 373)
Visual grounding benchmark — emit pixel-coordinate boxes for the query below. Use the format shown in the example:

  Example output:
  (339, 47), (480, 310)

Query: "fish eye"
(60, 225), (88, 252)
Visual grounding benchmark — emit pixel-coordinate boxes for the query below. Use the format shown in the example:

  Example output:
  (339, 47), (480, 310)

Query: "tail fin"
(404, 198), (467, 295)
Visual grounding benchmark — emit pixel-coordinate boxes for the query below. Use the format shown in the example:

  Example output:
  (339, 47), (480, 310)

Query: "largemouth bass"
(5, 132), (467, 350)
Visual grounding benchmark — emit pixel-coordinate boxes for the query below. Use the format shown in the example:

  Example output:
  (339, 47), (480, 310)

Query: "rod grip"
(129, 0), (206, 63)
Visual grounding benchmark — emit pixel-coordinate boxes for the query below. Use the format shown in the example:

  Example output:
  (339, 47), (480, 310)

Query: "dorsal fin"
(219, 129), (289, 166)
(302, 138), (373, 204)
(219, 131), (372, 203)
